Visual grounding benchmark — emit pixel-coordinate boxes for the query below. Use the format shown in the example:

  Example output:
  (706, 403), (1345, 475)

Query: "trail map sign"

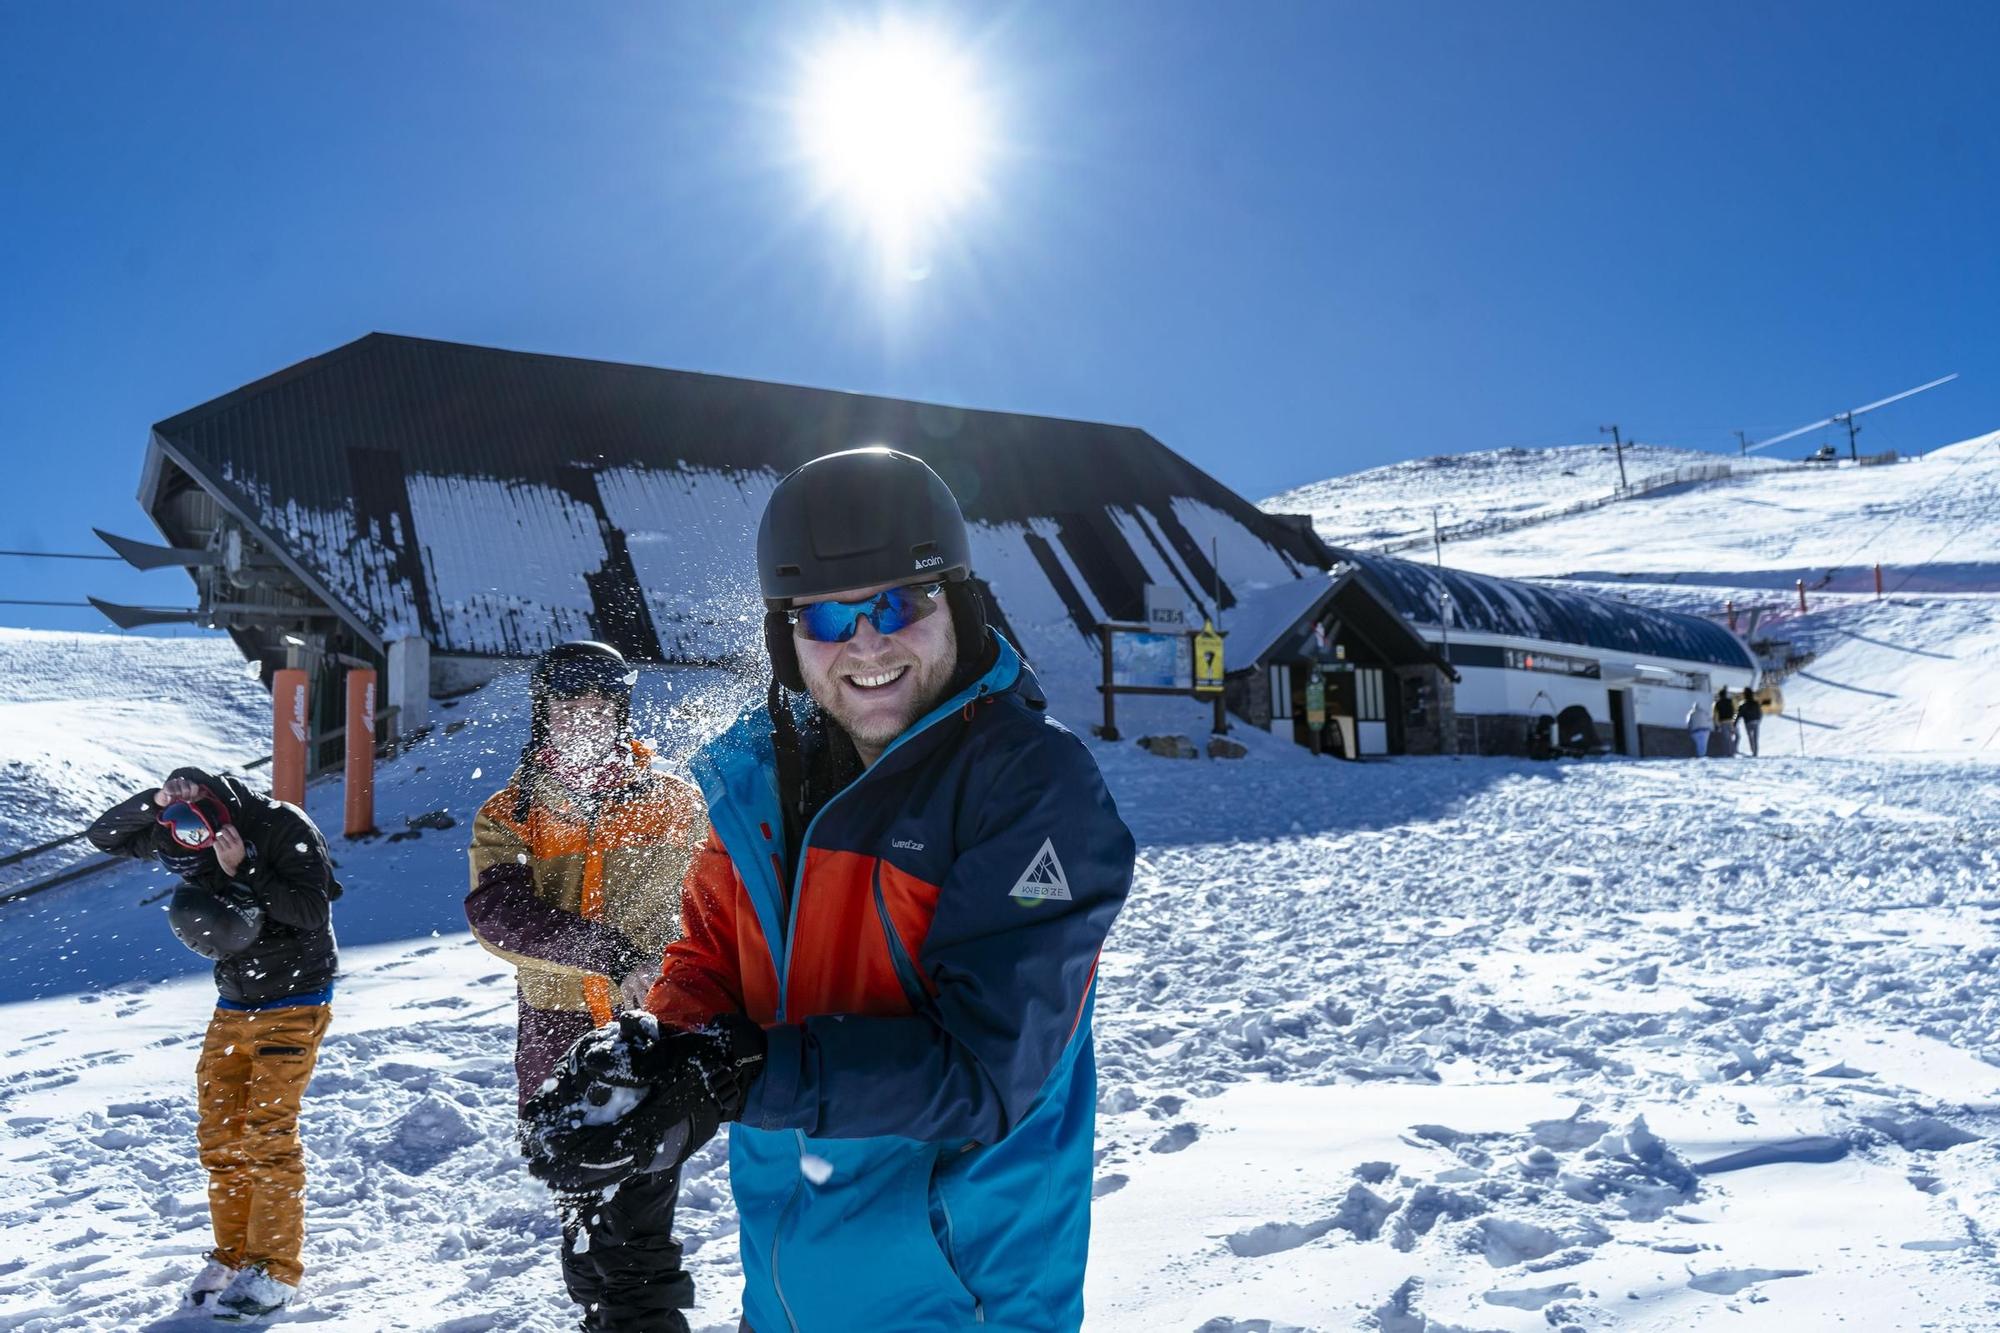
(1193, 621), (1225, 695)
(1095, 619), (1230, 741)
(1110, 631), (1185, 689)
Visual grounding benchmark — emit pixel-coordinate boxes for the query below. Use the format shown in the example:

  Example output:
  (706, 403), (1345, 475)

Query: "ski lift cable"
(1745, 374), (1958, 454)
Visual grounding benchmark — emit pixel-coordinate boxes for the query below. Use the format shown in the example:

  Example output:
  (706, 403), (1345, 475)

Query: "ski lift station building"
(1221, 550), (1758, 759)
(109, 332), (1754, 759)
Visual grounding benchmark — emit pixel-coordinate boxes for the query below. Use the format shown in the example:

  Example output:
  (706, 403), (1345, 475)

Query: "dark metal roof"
(147, 334), (1324, 662)
(1332, 548), (1755, 671)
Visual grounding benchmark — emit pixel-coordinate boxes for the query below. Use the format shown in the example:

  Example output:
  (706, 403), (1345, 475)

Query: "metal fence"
(1367, 460), (1789, 557)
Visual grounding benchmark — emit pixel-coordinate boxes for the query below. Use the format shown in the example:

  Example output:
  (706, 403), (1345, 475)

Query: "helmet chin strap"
(764, 610), (806, 693)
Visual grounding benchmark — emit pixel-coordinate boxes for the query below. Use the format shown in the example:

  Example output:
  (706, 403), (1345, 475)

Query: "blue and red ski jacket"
(648, 634), (1134, 1332)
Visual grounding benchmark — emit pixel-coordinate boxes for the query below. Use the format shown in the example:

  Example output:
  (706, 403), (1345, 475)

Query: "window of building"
(1269, 664), (1293, 719)
(1356, 667), (1385, 721)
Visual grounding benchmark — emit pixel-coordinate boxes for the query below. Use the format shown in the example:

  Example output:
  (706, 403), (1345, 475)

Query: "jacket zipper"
(872, 862), (938, 1018)
(935, 1179), (985, 1323)
(770, 1135), (806, 1333)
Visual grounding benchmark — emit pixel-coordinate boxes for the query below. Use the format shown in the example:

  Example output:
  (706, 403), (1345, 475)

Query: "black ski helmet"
(532, 640), (638, 707)
(756, 448), (984, 690)
(167, 884), (264, 960)
(757, 448), (972, 604)
(519, 641), (639, 815)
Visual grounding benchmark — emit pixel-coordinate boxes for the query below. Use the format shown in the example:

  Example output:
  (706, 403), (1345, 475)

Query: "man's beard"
(811, 638), (959, 754)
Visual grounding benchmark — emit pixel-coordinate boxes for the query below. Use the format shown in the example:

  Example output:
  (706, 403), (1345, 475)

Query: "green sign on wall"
(1304, 669), (1326, 725)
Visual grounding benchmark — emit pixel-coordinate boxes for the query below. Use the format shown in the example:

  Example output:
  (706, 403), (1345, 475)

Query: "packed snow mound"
(0, 630), (270, 854)
(1259, 443), (1785, 549)
(1762, 595), (2000, 756)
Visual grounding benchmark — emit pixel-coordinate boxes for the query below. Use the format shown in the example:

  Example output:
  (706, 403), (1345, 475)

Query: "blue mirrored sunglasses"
(787, 582), (945, 644)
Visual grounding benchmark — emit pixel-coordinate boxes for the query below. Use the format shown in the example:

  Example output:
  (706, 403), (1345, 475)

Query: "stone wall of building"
(1396, 665), (1455, 756)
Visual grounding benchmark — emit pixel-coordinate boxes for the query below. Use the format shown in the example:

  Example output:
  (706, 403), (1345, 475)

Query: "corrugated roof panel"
(149, 334), (1328, 663)
(593, 464), (778, 663)
(406, 474), (604, 655)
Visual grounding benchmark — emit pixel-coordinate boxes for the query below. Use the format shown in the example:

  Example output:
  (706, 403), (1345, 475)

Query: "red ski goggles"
(157, 796), (230, 851)
(786, 582), (945, 644)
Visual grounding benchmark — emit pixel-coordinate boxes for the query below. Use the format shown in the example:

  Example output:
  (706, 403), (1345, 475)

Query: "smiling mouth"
(846, 665), (910, 692)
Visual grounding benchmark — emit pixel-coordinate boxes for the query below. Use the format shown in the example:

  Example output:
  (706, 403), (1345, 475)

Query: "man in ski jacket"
(468, 640), (710, 1333)
(87, 766), (339, 1320)
(523, 448), (1135, 1332)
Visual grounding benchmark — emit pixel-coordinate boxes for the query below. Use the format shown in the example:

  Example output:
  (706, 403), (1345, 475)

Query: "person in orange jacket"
(467, 641), (708, 1333)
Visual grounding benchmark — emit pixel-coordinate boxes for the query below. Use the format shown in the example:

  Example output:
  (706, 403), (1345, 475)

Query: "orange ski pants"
(194, 1003), (332, 1286)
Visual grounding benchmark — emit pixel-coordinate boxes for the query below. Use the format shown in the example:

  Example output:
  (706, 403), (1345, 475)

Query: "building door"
(1607, 688), (1633, 756)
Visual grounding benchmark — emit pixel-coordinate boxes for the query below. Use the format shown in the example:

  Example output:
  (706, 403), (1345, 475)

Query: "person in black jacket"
(87, 766), (340, 1320)
(1738, 686), (1764, 757)
(1711, 687), (1738, 758)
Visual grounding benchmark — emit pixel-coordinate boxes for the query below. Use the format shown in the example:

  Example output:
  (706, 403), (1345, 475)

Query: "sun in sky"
(793, 18), (994, 283)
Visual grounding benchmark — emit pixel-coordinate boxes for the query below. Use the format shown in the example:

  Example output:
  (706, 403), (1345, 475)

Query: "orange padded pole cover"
(271, 669), (309, 806)
(344, 668), (376, 836)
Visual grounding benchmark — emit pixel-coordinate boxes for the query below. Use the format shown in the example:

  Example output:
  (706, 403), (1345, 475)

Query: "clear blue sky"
(3, 2), (1996, 630)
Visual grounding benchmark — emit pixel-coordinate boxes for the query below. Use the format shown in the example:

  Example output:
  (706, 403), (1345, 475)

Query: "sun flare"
(795, 22), (991, 277)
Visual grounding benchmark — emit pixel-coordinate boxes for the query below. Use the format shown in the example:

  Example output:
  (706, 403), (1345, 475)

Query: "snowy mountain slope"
(1260, 444), (1790, 550)
(2, 661), (1999, 1331)
(1434, 430), (2000, 592)
(1742, 594), (2000, 756)
(0, 630), (272, 859)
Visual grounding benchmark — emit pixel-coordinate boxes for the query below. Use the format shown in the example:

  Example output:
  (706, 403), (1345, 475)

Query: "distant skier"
(466, 641), (709, 1333)
(1685, 699), (1712, 758)
(1711, 687), (1738, 758)
(86, 767), (340, 1321)
(520, 449), (1136, 1331)
(1738, 686), (1764, 757)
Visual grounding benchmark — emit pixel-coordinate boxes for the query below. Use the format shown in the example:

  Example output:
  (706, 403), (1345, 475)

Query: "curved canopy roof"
(1334, 548), (1754, 671)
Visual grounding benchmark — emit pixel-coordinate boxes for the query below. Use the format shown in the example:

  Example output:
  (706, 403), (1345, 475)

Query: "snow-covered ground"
(1260, 444), (1791, 551)
(2, 666), (1998, 1331)
(3, 433), (1998, 1330)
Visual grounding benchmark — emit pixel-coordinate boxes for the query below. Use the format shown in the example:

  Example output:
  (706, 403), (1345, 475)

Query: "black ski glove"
(521, 1011), (767, 1194)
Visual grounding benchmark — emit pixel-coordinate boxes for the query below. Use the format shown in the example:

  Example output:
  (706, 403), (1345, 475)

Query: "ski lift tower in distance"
(1743, 374), (1958, 461)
